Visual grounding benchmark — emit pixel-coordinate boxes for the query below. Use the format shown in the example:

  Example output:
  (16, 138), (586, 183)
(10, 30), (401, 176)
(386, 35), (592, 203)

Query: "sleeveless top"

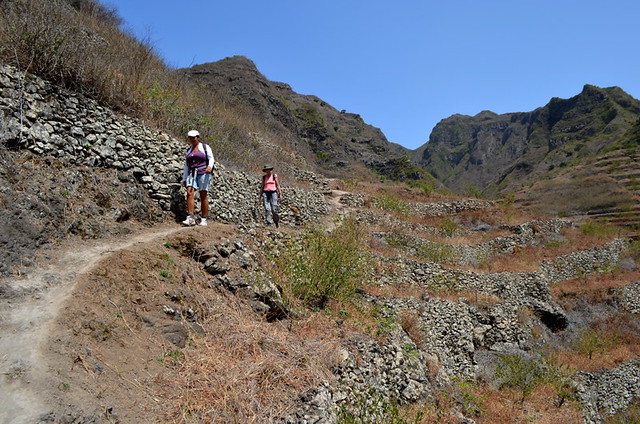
(263, 174), (277, 191)
(186, 148), (208, 175)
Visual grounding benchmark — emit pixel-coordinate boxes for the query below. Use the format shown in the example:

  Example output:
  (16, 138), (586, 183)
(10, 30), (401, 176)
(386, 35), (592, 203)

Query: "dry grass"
(552, 271), (640, 305)
(518, 172), (636, 217)
(170, 297), (343, 423)
(399, 311), (424, 348)
(365, 283), (502, 310)
(477, 227), (620, 273)
(354, 181), (457, 203)
(394, 381), (582, 424)
(553, 313), (640, 372)
(475, 385), (583, 424)
(0, 0), (306, 173)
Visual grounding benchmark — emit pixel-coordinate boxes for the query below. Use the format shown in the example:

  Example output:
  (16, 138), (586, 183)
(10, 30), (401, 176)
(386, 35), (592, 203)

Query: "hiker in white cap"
(259, 164), (282, 227)
(181, 130), (215, 226)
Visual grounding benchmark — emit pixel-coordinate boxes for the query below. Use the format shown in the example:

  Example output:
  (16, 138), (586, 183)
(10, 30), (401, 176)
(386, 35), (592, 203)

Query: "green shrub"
(417, 242), (457, 264)
(372, 194), (409, 215)
(579, 220), (619, 237)
(545, 358), (577, 407)
(440, 218), (458, 237)
(275, 218), (370, 309)
(494, 353), (548, 404)
(574, 329), (614, 359)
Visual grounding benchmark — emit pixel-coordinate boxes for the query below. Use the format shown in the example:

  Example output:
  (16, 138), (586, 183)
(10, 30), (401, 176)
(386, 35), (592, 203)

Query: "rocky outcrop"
(620, 281), (640, 314)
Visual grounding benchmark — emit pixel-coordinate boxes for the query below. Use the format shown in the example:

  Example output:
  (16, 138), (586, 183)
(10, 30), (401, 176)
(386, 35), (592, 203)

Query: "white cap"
(187, 130), (200, 137)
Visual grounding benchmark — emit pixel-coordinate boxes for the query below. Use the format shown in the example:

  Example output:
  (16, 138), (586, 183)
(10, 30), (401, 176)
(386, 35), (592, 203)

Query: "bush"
(579, 221), (620, 237)
(372, 194), (409, 215)
(494, 353), (548, 404)
(574, 329), (614, 359)
(0, 0), (300, 171)
(274, 218), (370, 309)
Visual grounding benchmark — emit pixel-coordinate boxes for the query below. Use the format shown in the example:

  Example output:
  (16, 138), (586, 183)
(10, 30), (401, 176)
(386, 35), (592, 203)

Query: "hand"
(205, 166), (212, 174)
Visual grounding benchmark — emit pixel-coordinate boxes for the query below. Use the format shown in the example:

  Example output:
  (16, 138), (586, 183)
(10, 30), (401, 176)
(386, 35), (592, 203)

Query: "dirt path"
(0, 224), (186, 424)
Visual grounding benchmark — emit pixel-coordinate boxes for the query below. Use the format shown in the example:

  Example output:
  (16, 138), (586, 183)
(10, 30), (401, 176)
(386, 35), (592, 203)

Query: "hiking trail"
(0, 224), (186, 424)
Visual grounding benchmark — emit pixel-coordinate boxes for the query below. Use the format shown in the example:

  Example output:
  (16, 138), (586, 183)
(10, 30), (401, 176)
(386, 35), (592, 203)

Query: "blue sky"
(106, 0), (640, 150)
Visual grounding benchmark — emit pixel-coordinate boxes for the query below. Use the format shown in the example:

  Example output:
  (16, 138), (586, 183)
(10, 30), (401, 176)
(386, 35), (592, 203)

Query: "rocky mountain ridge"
(414, 84), (640, 197)
(181, 56), (640, 223)
(180, 56), (427, 182)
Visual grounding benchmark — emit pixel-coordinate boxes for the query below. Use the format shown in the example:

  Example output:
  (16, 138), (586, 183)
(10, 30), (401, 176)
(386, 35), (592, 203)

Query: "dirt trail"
(0, 224), (186, 424)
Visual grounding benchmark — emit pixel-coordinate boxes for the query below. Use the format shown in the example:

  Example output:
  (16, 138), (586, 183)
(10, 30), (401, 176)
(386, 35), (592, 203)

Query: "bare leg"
(200, 191), (209, 218)
(186, 187), (195, 214)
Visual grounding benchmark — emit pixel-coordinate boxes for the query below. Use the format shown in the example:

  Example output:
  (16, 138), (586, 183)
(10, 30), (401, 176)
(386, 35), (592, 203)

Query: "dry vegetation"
(0, 0), (301, 171)
(552, 270), (640, 306)
(553, 313), (640, 372)
(171, 300), (343, 423)
(517, 172), (636, 217)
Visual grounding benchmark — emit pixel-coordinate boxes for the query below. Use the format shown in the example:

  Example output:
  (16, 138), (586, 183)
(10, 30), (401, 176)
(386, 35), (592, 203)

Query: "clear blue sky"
(105, 0), (640, 150)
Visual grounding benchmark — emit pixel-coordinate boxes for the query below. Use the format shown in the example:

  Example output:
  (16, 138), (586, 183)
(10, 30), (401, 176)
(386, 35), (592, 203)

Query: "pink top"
(263, 174), (277, 191)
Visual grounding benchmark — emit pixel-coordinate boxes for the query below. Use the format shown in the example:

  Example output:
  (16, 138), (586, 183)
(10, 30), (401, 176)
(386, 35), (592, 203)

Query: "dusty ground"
(0, 221), (232, 423)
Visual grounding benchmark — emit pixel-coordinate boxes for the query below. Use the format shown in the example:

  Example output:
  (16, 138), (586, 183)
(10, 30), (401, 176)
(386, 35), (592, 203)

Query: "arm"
(204, 143), (215, 173)
(275, 174), (282, 198)
(182, 148), (190, 184)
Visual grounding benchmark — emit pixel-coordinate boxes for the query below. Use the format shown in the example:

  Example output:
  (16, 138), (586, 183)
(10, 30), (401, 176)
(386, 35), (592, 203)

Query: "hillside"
(415, 85), (640, 197)
(1, 63), (640, 424)
(180, 57), (429, 183)
(1, 1), (640, 423)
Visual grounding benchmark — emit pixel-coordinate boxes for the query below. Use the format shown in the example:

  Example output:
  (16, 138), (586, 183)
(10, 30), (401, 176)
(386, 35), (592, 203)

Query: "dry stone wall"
(0, 64), (329, 226)
(578, 360), (640, 424)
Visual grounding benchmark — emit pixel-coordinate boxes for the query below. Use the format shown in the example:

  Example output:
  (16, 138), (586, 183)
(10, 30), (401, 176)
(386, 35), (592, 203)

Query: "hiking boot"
(182, 215), (196, 226)
(199, 218), (208, 226)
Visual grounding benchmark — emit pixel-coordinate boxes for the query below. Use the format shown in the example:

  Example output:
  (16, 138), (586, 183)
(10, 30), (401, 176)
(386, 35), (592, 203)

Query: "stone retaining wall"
(0, 64), (329, 226)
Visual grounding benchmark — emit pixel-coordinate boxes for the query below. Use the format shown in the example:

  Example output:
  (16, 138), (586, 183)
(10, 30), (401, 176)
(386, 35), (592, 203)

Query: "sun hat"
(187, 130), (200, 137)
(262, 165), (274, 171)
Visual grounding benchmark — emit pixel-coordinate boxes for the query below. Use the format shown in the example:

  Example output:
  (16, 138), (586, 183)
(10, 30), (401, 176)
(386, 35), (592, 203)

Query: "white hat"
(187, 130), (200, 137)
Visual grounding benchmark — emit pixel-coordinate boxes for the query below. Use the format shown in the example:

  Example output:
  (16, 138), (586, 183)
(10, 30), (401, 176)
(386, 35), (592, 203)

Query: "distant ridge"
(414, 84), (640, 196)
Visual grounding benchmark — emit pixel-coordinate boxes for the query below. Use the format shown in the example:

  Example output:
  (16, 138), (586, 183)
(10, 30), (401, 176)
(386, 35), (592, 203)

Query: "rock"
(160, 323), (188, 348)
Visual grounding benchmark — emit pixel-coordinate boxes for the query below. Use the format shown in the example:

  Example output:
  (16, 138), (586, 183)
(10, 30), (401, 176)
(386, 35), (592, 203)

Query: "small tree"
(574, 329), (611, 359)
(495, 353), (548, 404)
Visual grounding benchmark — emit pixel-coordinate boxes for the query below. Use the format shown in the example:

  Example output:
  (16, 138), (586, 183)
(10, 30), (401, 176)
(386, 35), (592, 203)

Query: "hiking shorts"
(185, 173), (211, 192)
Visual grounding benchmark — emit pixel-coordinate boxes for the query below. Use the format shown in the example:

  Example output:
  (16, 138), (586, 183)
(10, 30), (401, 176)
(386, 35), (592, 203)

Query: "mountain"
(415, 85), (640, 197)
(179, 56), (429, 182)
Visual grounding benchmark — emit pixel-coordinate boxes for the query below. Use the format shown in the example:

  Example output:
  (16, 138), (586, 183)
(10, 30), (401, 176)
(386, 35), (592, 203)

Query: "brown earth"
(0, 223), (220, 423)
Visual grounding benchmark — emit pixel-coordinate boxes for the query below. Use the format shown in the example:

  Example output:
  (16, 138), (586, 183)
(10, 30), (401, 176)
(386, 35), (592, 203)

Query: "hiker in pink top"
(181, 130), (215, 226)
(259, 165), (282, 227)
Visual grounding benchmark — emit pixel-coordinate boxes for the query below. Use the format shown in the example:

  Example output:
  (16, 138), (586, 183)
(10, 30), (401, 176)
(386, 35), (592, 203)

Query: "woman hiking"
(259, 165), (282, 227)
(181, 130), (215, 226)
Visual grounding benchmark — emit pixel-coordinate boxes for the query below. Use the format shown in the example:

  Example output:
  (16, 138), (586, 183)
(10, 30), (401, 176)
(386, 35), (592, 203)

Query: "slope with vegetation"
(1, 1), (640, 424)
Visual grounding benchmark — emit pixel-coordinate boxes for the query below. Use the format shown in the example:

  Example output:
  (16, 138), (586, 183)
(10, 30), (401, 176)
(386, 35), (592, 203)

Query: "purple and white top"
(182, 143), (215, 181)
